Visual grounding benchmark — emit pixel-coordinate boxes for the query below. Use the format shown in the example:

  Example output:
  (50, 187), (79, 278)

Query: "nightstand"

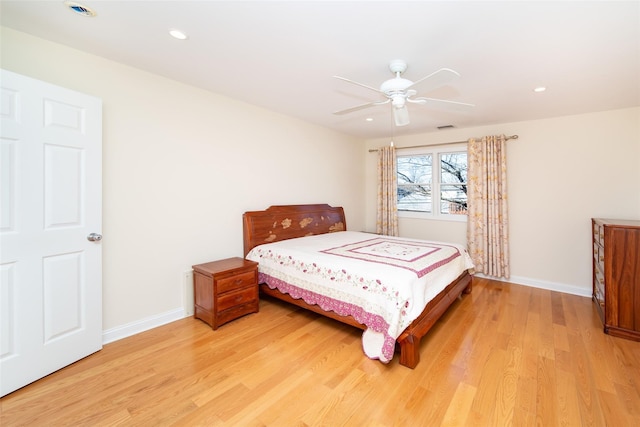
(192, 257), (259, 329)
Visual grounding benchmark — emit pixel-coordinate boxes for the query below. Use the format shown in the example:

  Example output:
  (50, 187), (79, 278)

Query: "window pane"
(440, 184), (467, 214)
(440, 153), (467, 184)
(398, 184), (432, 212)
(398, 155), (431, 185)
(397, 155), (432, 212)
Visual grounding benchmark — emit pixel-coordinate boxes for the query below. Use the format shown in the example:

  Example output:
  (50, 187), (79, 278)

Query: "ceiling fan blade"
(408, 97), (475, 109)
(333, 99), (390, 115)
(393, 105), (410, 127)
(333, 75), (384, 94)
(407, 68), (460, 91)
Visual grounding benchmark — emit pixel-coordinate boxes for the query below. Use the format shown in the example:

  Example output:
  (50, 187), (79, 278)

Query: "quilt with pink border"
(246, 231), (474, 363)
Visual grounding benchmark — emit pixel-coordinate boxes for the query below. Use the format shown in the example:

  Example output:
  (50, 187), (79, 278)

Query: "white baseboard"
(476, 273), (592, 298)
(102, 307), (187, 345)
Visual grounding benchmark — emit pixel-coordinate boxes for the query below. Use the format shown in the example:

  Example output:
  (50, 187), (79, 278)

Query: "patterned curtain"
(467, 135), (510, 278)
(376, 145), (399, 236)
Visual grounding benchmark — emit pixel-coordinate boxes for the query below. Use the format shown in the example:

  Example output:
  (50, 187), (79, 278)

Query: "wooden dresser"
(591, 218), (640, 341)
(192, 257), (259, 330)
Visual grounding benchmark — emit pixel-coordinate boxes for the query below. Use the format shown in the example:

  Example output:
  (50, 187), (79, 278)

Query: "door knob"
(87, 233), (102, 242)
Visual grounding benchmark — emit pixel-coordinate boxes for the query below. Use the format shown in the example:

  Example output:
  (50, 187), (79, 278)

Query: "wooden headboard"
(242, 204), (346, 256)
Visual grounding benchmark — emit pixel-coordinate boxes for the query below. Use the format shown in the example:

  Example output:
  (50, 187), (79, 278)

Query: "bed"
(243, 204), (474, 368)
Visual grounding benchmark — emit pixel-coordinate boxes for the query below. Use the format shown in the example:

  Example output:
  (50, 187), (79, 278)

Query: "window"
(397, 146), (467, 220)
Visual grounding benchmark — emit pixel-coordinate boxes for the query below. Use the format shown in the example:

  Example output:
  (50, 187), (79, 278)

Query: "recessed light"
(365, 117), (373, 122)
(533, 86), (546, 93)
(64, 1), (96, 17)
(169, 29), (188, 40)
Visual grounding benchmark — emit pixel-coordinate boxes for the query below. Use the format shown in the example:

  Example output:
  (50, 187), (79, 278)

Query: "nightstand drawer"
(217, 271), (256, 293)
(217, 302), (259, 327)
(217, 286), (258, 311)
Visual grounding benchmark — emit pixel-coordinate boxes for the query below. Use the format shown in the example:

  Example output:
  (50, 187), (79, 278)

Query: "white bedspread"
(246, 231), (474, 363)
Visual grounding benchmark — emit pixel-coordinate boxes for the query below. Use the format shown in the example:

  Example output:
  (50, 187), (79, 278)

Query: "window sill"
(398, 210), (468, 223)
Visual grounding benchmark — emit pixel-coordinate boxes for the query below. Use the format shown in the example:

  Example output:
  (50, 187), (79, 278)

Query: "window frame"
(396, 143), (468, 222)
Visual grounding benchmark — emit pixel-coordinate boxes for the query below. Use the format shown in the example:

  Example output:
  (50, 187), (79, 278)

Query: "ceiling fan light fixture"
(391, 95), (405, 108)
(393, 106), (410, 127)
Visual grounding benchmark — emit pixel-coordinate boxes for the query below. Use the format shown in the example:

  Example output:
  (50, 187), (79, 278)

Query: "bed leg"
(463, 278), (473, 294)
(399, 335), (420, 369)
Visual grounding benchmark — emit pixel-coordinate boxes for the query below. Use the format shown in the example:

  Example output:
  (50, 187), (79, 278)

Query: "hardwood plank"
(440, 382), (476, 426)
(492, 342), (520, 425)
(2, 278), (640, 426)
(468, 347), (507, 426)
(567, 319), (609, 426)
(512, 376), (537, 426)
(551, 290), (567, 326)
(556, 369), (582, 426)
(535, 356), (558, 425)
(537, 290), (556, 360)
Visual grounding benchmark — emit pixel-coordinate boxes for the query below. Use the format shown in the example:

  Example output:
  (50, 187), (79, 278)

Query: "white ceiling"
(2, 1), (639, 139)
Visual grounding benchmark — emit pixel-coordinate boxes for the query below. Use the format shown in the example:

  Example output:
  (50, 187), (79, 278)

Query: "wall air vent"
(64, 1), (96, 17)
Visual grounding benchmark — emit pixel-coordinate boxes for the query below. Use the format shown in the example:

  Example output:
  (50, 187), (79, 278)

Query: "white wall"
(365, 107), (640, 296)
(1, 27), (366, 337)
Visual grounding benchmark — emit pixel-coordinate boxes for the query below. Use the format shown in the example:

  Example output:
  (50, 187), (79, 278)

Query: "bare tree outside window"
(397, 155), (432, 212)
(440, 153), (468, 214)
(397, 151), (467, 216)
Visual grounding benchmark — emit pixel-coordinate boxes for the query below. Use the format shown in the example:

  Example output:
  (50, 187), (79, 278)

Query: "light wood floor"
(2, 277), (639, 426)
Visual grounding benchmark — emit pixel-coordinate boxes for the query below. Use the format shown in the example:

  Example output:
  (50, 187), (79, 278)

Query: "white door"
(0, 69), (102, 397)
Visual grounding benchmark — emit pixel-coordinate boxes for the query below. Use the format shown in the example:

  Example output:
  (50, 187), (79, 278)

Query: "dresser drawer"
(217, 271), (256, 293)
(217, 286), (258, 311)
(593, 221), (605, 247)
(593, 242), (604, 274)
(594, 262), (605, 290)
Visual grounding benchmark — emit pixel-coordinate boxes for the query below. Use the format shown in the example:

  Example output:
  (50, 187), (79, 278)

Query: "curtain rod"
(368, 134), (519, 152)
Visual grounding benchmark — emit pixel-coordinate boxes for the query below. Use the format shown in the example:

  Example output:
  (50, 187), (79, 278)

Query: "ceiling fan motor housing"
(380, 77), (413, 95)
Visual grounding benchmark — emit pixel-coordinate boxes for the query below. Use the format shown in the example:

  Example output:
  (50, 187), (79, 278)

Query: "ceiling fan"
(333, 60), (474, 127)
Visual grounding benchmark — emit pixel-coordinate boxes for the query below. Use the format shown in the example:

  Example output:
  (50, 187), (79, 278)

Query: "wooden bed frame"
(242, 204), (472, 368)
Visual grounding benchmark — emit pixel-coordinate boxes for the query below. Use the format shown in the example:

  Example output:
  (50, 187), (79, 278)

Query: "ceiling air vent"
(437, 125), (455, 130)
(64, 1), (96, 17)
